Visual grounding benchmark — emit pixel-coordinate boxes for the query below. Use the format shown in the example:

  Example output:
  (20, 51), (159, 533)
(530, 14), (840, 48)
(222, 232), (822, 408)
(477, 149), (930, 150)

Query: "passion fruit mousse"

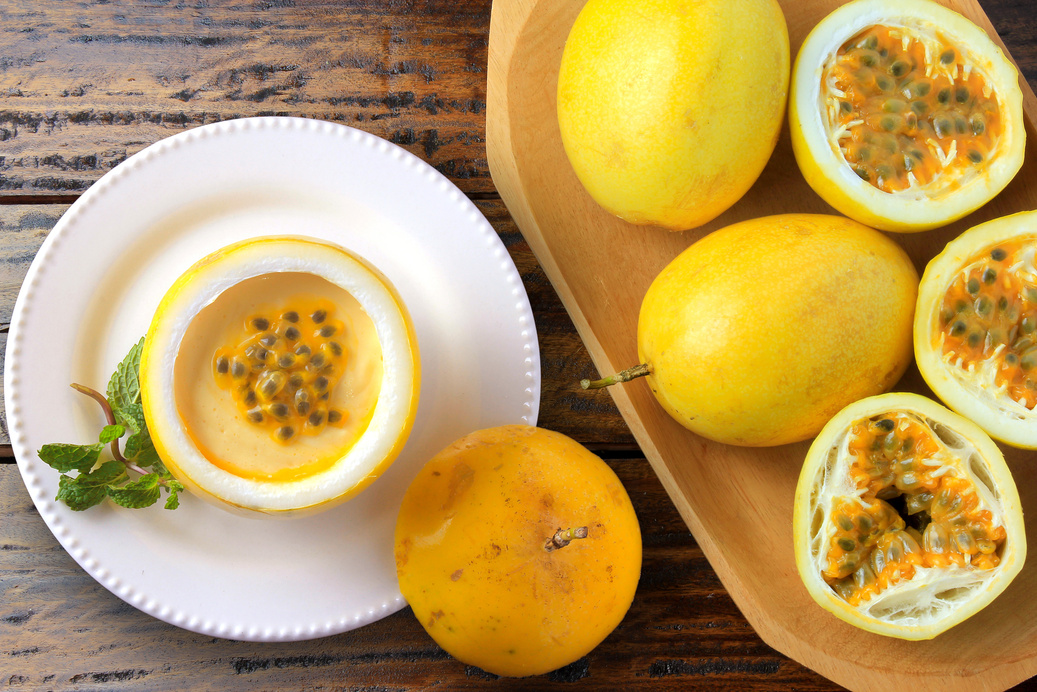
(140, 236), (420, 515)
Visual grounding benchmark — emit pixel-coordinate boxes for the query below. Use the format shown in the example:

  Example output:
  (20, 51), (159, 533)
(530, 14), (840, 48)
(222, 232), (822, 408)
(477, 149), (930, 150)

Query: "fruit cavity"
(790, 0), (1024, 232)
(916, 210), (1037, 449)
(795, 393), (1025, 640)
(825, 25), (1001, 195)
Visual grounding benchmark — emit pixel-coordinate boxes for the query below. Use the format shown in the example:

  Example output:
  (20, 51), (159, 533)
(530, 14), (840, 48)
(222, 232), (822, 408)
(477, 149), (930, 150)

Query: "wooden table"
(0, 1), (1034, 689)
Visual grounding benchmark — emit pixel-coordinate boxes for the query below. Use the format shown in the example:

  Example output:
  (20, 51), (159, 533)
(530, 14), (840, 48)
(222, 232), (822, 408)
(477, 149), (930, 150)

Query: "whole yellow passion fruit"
(556, 0), (790, 231)
(790, 0), (1025, 232)
(587, 214), (918, 446)
(794, 392), (1025, 639)
(140, 236), (420, 515)
(915, 210), (1037, 449)
(394, 425), (641, 677)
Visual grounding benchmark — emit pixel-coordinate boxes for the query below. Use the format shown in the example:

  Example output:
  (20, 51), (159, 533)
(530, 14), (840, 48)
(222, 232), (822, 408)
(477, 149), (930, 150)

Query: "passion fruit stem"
(71, 382), (126, 463)
(544, 526), (589, 552)
(580, 363), (651, 390)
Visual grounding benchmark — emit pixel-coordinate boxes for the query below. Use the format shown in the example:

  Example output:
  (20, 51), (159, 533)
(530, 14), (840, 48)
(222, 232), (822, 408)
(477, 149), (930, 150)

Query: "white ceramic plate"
(5, 117), (540, 642)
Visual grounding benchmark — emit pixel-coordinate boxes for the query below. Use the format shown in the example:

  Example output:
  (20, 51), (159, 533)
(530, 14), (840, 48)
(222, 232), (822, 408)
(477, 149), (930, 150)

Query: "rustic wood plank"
(0, 457), (835, 690)
(0, 0), (494, 197)
(0, 201), (636, 452)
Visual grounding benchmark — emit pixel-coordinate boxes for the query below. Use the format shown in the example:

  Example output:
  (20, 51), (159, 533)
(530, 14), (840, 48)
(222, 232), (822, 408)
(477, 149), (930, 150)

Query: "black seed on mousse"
(327, 341), (343, 357)
(278, 353), (296, 369)
(244, 389), (258, 407)
(282, 311), (300, 323)
(876, 418), (895, 432)
(251, 317), (270, 331)
(311, 309), (327, 324)
(247, 408), (264, 424)
(289, 373), (305, 387)
(328, 409), (343, 424)
(269, 402), (289, 419)
(940, 49), (955, 64)
(950, 321), (967, 337)
(284, 326), (300, 341)
(967, 278), (980, 295)
(991, 247), (1007, 261)
(983, 268), (997, 284)
(319, 324), (337, 338)
(232, 361), (247, 378)
(309, 353), (326, 369)
(295, 344), (311, 356)
(314, 375), (330, 393)
(216, 356), (229, 374)
(308, 410), (325, 426)
(259, 332), (278, 348)
(275, 426), (295, 441)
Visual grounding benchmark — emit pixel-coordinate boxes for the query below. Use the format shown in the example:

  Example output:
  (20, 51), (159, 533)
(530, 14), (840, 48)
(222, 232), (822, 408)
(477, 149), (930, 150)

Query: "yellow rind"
(915, 210), (1037, 449)
(394, 425), (641, 677)
(557, 0), (789, 231)
(794, 392), (1026, 639)
(637, 214), (917, 446)
(789, 0), (1025, 232)
(140, 235), (420, 516)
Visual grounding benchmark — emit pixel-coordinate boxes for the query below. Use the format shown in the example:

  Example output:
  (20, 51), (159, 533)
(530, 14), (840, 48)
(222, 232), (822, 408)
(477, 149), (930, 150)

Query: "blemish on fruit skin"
(451, 569), (464, 581)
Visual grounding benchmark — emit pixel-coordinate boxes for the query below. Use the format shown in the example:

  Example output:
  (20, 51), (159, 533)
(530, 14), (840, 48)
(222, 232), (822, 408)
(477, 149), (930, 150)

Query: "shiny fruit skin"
(638, 214), (918, 446)
(394, 425), (642, 677)
(557, 0), (789, 231)
(789, 0), (1024, 232)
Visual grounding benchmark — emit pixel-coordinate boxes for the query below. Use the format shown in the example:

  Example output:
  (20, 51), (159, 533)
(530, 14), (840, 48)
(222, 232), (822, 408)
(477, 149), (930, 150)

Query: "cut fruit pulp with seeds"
(790, 0), (1024, 232)
(795, 393), (1025, 640)
(141, 236), (420, 515)
(916, 210), (1037, 448)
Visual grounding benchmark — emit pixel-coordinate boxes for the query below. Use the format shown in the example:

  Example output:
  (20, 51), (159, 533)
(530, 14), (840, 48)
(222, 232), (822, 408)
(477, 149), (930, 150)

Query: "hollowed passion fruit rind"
(140, 236), (420, 515)
(916, 210), (1037, 449)
(794, 392), (1025, 640)
(790, 0), (1024, 232)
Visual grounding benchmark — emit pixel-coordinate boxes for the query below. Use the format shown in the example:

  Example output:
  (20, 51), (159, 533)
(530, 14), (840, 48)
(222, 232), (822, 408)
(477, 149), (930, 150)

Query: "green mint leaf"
(108, 473), (161, 509)
(114, 402), (160, 468)
(54, 461), (126, 511)
(38, 443), (103, 474)
(163, 480), (184, 510)
(80, 460), (130, 488)
(57, 474), (108, 511)
(99, 424), (126, 444)
(106, 337), (145, 412)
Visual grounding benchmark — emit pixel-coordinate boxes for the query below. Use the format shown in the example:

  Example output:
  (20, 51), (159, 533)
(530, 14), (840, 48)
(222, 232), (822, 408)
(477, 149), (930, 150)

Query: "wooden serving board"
(486, 0), (1037, 689)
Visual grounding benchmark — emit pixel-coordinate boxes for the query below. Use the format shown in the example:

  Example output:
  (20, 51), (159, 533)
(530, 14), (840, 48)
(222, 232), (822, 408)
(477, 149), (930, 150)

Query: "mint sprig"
(38, 337), (185, 511)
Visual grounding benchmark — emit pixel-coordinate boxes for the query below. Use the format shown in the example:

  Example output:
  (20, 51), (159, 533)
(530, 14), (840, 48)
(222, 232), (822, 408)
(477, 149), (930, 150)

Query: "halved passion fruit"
(140, 236), (420, 515)
(916, 210), (1037, 448)
(794, 392), (1025, 639)
(790, 0), (1024, 232)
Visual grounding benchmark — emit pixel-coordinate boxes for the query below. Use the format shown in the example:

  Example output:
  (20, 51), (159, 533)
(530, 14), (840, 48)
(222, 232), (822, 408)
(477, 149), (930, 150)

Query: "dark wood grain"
(0, 0), (1035, 689)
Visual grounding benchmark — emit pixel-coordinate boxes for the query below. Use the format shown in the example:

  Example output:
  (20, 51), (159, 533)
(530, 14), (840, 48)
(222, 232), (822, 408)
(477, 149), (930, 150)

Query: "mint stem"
(70, 383), (126, 463)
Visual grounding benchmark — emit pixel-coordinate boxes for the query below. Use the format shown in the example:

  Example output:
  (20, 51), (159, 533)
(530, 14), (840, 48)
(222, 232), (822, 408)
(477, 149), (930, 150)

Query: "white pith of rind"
(793, 0), (1024, 229)
(797, 393), (1025, 638)
(822, 22), (998, 199)
(916, 211), (1037, 448)
(142, 237), (417, 512)
(809, 412), (1003, 626)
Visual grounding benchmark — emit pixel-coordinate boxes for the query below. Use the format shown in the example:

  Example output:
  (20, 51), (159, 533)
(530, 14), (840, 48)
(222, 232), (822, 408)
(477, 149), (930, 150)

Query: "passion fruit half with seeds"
(790, 0), (1025, 232)
(140, 236), (420, 515)
(915, 210), (1037, 448)
(794, 392), (1025, 639)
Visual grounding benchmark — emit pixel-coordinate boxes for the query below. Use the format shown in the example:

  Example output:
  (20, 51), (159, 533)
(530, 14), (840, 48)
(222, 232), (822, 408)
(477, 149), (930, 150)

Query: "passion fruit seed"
(213, 298), (350, 444)
(824, 412), (1007, 605)
(824, 24), (1002, 194)
(935, 237), (1037, 409)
